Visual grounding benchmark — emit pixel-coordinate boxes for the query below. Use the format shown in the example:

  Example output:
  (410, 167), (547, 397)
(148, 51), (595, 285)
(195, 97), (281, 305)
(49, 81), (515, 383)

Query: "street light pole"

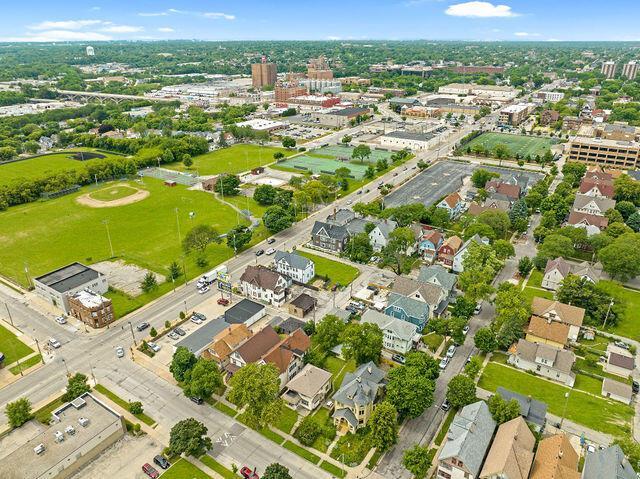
(61, 358), (69, 377)
(602, 299), (614, 329)
(175, 208), (182, 244)
(4, 302), (13, 327)
(127, 321), (137, 346)
(559, 391), (570, 429)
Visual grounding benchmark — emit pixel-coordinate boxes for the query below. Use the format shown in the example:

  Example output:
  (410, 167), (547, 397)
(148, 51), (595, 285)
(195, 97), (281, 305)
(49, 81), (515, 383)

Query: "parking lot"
(384, 160), (545, 208)
(278, 124), (328, 141)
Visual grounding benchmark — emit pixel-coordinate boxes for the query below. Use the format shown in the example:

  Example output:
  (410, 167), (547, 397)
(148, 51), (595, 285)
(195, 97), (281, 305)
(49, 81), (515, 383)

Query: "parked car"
(115, 346), (125, 358)
(198, 286), (210, 294)
(614, 341), (630, 350)
(148, 342), (161, 352)
(142, 463), (159, 479)
(266, 248), (276, 255)
(462, 325), (470, 336)
(473, 302), (482, 315)
(48, 338), (61, 349)
(137, 322), (150, 332)
(255, 249), (264, 256)
(193, 312), (207, 321)
(446, 344), (457, 358)
(391, 354), (405, 365)
(439, 357), (449, 370)
(174, 327), (186, 336)
(55, 316), (67, 325)
(633, 381), (639, 394)
(191, 316), (203, 325)
(240, 467), (260, 479)
(168, 332), (179, 340)
(217, 298), (230, 306)
(190, 396), (203, 405)
(153, 455), (171, 470)
(267, 238), (276, 244)
(441, 399), (451, 411)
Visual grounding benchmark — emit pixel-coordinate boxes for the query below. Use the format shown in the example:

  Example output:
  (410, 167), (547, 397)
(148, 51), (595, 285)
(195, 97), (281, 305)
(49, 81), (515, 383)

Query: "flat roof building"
(566, 136), (640, 170)
(173, 316), (230, 356)
(499, 103), (534, 126)
(224, 298), (266, 327)
(380, 130), (438, 151)
(251, 57), (277, 88)
(68, 290), (114, 329)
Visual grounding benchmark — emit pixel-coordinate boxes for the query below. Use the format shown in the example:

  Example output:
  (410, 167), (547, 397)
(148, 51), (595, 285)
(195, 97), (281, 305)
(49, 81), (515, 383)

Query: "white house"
(361, 309), (420, 355)
(572, 194), (616, 217)
(452, 235), (490, 273)
(369, 219), (398, 252)
(542, 257), (602, 291)
(274, 251), (315, 284)
(239, 265), (290, 307)
(283, 364), (333, 411)
(508, 339), (576, 387)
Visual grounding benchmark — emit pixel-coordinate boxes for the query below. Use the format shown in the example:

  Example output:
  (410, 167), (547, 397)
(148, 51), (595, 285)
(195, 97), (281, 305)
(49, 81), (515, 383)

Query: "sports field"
(0, 149), (125, 186)
(0, 177), (251, 288)
(89, 185), (139, 201)
(168, 144), (293, 176)
(313, 145), (394, 163)
(465, 132), (553, 158)
(276, 155), (369, 179)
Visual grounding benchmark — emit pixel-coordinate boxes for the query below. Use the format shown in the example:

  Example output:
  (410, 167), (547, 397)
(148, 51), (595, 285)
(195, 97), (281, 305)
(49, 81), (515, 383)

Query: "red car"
(142, 463), (159, 479)
(217, 298), (230, 306)
(240, 466), (260, 479)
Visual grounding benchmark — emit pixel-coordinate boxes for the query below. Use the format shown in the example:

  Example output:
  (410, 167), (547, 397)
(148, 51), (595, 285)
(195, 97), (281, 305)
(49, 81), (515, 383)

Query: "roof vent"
(54, 431), (64, 443)
(65, 425), (76, 435)
(34, 443), (45, 455)
(78, 417), (90, 427)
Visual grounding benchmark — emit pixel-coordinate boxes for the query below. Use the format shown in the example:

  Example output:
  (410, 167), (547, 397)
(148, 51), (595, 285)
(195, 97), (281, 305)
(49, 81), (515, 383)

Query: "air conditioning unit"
(78, 417), (90, 427)
(65, 425), (76, 435)
(33, 443), (45, 455)
(54, 431), (64, 443)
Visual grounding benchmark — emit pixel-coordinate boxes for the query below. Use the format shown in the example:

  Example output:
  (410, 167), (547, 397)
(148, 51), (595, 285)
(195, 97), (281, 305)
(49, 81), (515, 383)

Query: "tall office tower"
(622, 61), (638, 80)
(601, 61), (616, 79)
(251, 55), (277, 88)
(86, 46), (95, 56)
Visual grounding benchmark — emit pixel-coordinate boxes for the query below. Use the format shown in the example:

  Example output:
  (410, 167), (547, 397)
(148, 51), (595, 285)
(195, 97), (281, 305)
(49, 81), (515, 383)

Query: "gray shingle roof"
(312, 221), (349, 241)
(374, 219), (397, 239)
(274, 251), (313, 271)
(361, 309), (418, 342)
(386, 292), (430, 320)
(417, 264), (457, 293)
(332, 361), (386, 407)
(514, 339), (576, 374)
(439, 401), (496, 476)
(573, 193), (616, 213)
(496, 387), (547, 428)
(583, 445), (636, 479)
(392, 276), (443, 307)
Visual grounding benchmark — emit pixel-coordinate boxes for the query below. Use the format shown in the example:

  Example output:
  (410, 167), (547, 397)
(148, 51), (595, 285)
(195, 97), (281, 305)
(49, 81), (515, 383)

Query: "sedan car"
(266, 248), (276, 255)
(174, 327), (186, 336)
(192, 312), (207, 321)
(255, 249), (264, 256)
(198, 286), (210, 294)
(48, 338), (61, 349)
(142, 463), (159, 479)
(462, 325), (470, 336)
(439, 357), (449, 370)
(137, 322), (150, 332)
(168, 332), (179, 340)
(240, 467), (260, 479)
(55, 316), (67, 325)
(153, 455), (170, 470)
(446, 345), (457, 358)
(267, 238), (276, 244)
(441, 399), (451, 411)
(115, 346), (125, 358)
(391, 354), (405, 365)
(147, 342), (161, 352)
(191, 316), (203, 325)
(217, 298), (230, 306)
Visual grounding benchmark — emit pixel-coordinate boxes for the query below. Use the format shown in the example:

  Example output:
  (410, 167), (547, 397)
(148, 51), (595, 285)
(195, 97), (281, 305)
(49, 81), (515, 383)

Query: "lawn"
(578, 334), (612, 354)
(276, 155), (370, 180)
(422, 333), (444, 353)
(528, 270), (544, 288)
(89, 185), (139, 202)
(9, 353), (42, 375)
(0, 177), (253, 289)
(222, 194), (268, 218)
(213, 401), (238, 418)
(479, 363), (633, 436)
(275, 406), (299, 434)
(309, 407), (337, 452)
(320, 461), (346, 478)
(599, 281), (640, 341)
(521, 286), (554, 305)
(283, 440), (322, 464)
(0, 148), (125, 187)
(331, 429), (372, 466)
(297, 251), (360, 287)
(434, 409), (457, 446)
(168, 144), (292, 176)
(199, 456), (238, 479)
(162, 458), (212, 479)
(465, 132), (553, 159)
(331, 358), (357, 390)
(0, 324), (34, 366)
(573, 373), (603, 396)
(94, 384), (156, 426)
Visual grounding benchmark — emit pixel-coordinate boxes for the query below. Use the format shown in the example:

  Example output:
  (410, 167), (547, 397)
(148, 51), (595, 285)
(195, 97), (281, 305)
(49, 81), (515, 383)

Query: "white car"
(148, 342), (161, 352)
(439, 357), (449, 370)
(115, 346), (125, 358)
(462, 325), (470, 336)
(48, 338), (61, 349)
(446, 345), (457, 358)
(191, 317), (203, 325)
(168, 331), (179, 340)
(55, 316), (67, 325)
(198, 286), (210, 294)
(266, 248), (276, 255)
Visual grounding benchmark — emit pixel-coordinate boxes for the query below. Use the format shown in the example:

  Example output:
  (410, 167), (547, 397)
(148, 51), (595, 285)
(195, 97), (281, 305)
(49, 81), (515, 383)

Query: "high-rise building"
(307, 55), (333, 80)
(622, 61), (639, 80)
(251, 56), (277, 88)
(86, 46), (95, 56)
(275, 83), (307, 103)
(601, 61), (616, 79)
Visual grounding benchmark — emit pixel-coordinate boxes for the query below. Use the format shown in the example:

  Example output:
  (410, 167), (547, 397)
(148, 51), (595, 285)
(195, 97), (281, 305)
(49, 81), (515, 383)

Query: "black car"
(190, 396), (204, 405)
(174, 327), (186, 336)
(633, 381), (639, 394)
(267, 238), (276, 244)
(136, 322), (150, 332)
(255, 249), (264, 256)
(153, 455), (171, 470)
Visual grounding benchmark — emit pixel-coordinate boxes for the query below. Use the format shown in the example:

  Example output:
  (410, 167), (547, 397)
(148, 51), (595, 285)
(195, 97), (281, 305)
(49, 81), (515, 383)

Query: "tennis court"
(138, 167), (199, 186)
(277, 155), (369, 179)
(313, 145), (394, 163)
(465, 132), (554, 158)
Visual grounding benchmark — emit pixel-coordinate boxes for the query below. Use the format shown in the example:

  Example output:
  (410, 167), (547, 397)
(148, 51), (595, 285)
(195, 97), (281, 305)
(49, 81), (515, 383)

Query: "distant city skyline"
(1, 1), (640, 43)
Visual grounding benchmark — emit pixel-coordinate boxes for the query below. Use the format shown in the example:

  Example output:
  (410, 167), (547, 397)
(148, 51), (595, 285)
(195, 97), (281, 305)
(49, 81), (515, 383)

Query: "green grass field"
(94, 384), (156, 426)
(162, 458), (212, 479)
(599, 281), (640, 341)
(314, 145), (394, 163)
(0, 149), (125, 187)
(297, 251), (360, 287)
(10, 354), (42, 375)
(0, 177), (251, 288)
(199, 456), (237, 479)
(479, 362), (633, 436)
(466, 132), (553, 159)
(89, 185), (139, 202)
(276, 155), (369, 179)
(168, 144), (292, 176)
(0, 324), (34, 365)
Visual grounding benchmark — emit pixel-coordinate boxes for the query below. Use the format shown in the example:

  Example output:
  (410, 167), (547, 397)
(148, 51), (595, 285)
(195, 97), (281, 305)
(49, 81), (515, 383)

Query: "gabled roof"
(417, 264), (457, 293)
(608, 351), (635, 371)
(262, 328), (311, 374)
(205, 324), (252, 362)
(480, 416), (535, 479)
(240, 265), (286, 292)
(392, 276), (444, 306)
(285, 364), (332, 398)
(233, 327), (281, 364)
(513, 339), (575, 374)
(602, 378), (633, 401)
(567, 211), (609, 228)
(531, 297), (585, 327)
(579, 178), (615, 198)
(440, 235), (463, 252)
(457, 234), (490, 256)
(386, 292), (431, 320)
(439, 401), (496, 477)
(573, 193), (616, 213)
(544, 257), (571, 277)
(225, 299), (265, 324)
(326, 208), (356, 226)
(485, 179), (521, 199)
(583, 444), (636, 479)
(530, 434), (580, 479)
(312, 221), (349, 241)
(290, 292), (316, 311)
(527, 316), (570, 345)
(373, 219), (397, 239)
(361, 309), (418, 342)
(274, 251), (313, 271)
(420, 229), (443, 246)
(332, 361), (386, 407)
(495, 387), (547, 428)
(440, 192), (463, 208)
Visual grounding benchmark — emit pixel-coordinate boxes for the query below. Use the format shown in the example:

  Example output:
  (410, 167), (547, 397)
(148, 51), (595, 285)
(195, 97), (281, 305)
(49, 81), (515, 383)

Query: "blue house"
(385, 292), (430, 332)
(417, 228), (444, 262)
(437, 192), (464, 219)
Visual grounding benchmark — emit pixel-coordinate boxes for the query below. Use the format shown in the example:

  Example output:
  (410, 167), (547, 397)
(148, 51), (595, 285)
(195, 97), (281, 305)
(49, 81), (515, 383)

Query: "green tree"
(294, 416), (323, 446)
(492, 239), (515, 260)
(493, 143), (511, 160)
(364, 165), (376, 179)
(168, 418), (212, 457)
(487, 394), (521, 424)
(129, 401), (143, 415)
(518, 257), (534, 277)
(471, 169), (499, 188)
(616, 201), (637, 220)
(352, 144), (372, 164)
(254, 184), (278, 205)
(226, 225), (253, 251)
(342, 322), (383, 365)
(509, 199), (529, 224)
(403, 444), (432, 478)
(341, 135), (352, 145)
(557, 275), (622, 327)
(464, 356), (483, 378)
(273, 151), (285, 160)
(184, 358), (223, 400)
(215, 174), (241, 196)
(282, 137), (296, 149)
(474, 327), (497, 354)
(227, 363), (283, 429)
(493, 283), (530, 349)
(344, 232), (374, 263)
(458, 243), (502, 302)
(599, 233), (640, 281)
(263, 205), (294, 233)
(627, 212), (640, 232)
(446, 374), (476, 409)
(450, 296), (476, 320)
(613, 437), (640, 470)
(182, 154), (193, 168)
(368, 401), (398, 452)
(62, 373), (91, 402)
(606, 208), (625, 225)
(335, 166), (351, 178)
(182, 224), (221, 255)
(477, 210), (511, 239)
(141, 272), (158, 293)
(314, 315), (346, 352)
(150, 327), (158, 337)
(167, 261), (182, 281)
(5, 398), (32, 428)
(539, 234), (575, 261)
(263, 463), (292, 479)
(386, 363), (435, 419)
(170, 346), (197, 382)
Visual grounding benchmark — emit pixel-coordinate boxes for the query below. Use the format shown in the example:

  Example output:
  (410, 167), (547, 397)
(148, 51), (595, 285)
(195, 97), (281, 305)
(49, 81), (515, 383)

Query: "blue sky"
(1, 1), (640, 42)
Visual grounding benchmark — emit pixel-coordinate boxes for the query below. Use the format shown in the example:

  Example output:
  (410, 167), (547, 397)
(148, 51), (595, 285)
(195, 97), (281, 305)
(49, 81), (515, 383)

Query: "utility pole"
(4, 302), (13, 327)
(89, 362), (96, 386)
(559, 391), (570, 430)
(34, 339), (44, 364)
(602, 299), (614, 329)
(61, 357), (69, 377)
(102, 220), (114, 258)
(127, 321), (137, 346)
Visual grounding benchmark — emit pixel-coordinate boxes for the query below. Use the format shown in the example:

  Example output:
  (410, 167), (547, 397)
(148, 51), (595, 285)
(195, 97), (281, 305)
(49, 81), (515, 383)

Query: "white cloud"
(157, 27), (175, 33)
(138, 12), (169, 17)
(100, 25), (144, 33)
(445, 1), (519, 18)
(2, 30), (112, 42)
(139, 9), (235, 20)
(90, 6), (101, 11)
(203, 12), (236, 20)
(515, 31), (540, 37)
(29, 19), (102, 30)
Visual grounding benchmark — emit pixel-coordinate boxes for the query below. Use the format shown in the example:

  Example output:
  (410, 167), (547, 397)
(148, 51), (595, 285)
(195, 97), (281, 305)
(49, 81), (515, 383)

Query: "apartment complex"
(566, 136), (640, 169)
(498, 103), (535, 126)
(601, 61), (617, 79)
(622, 61), (639, 80)
(251, 57), (277, 88)
(275, 83), (307, 102)
(307, 55), (333, 80)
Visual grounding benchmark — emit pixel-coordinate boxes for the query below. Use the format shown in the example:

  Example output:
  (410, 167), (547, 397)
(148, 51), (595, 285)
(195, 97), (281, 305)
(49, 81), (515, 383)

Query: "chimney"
(367, 365), (372, 374)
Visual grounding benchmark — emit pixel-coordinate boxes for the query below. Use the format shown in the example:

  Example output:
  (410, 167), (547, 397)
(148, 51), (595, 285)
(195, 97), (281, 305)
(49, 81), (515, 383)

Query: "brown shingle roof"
(442, 192), (462, 208)
(526, 316), (570, 346)
(530, 434), (580, 479)
(204, 324), (252, 362)
(480, 416), (535, 479)
(240, 265), (286, 292)
(486, 180), (521, 199)
(233, 326), (281, 363)
(531, 298), (585, 327)
(567, 211), (609, 229)
(579, 178), (614, 198)
(440, 235), (463, 252)
(544, 257), (571, 277)
(290, 293), (316, 311)
(262, 328), (311, 374)
(609, 352), (635, 371)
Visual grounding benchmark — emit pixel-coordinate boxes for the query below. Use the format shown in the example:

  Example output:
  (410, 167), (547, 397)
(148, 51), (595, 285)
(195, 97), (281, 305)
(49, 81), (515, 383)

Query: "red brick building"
(275, 83), (307, 102)
(68, 290), (115, 328)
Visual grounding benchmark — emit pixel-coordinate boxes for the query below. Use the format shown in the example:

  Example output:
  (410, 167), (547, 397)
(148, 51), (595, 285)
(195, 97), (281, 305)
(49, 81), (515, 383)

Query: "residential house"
(274, 251), (315, 284)
(227, 326), (282, 372)
(203, 324), (252, 365)
(572, 194), (616, 217)
(282, 364), (332, 411)
(495, 388), (547, 431)
(437, 192), (465, 219)
(529, 434), (580, 479)
(605, 344), (635, 378)
(525, 315), (571, 349)
(418, 228), (444, 262)
(417, 264), (457, 298)
(468, 197), (511, 216)
(508, 339), (576, 386)
(311, 221), (349, 253)
(369, 219), (398, 252)
(485, 180), (521, 201)
(276, 316), (307, 335)
(567, 211), (609, 234)
(479, 416), (535, 479)
(437, 235), (463, 269)
(392, 276), (448, 318)
(453, 235), (490, 273)
(579, 178), (615, 198)
(262, 328), (311, 387)
(542, 258), (602, 291)
(583, 445), (637, 479)
(239, 265), (290, 307)
(288, 292), (316, 318)
(602, 377), (633, 405)
(531, 297), (585, 342)
(361, 309), (420, 355)
(385, 293), (430, 331)
(332, 362), (386, 434)
(437, 401), (497, 479)
(326, 208), (356, 226)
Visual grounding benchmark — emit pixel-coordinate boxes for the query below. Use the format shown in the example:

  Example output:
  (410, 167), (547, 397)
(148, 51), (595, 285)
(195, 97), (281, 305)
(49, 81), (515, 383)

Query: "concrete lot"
(384, 159), (545, 208)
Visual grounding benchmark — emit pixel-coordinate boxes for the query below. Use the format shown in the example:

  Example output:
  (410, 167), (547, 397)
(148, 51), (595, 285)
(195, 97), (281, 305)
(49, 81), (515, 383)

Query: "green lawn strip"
(34, 396), (65, 424)
(283, 440), (322, 464)
(320, 460), (346, 478)
(94, 384), (156, 426)
(490, 352), (509, 365)
(0, 324), (34, 365)
(332, 359), (357, 391)
(9, 354), (42, 375)
(573, 373), (604, 396)
(528, 270), (544, 288)
(214, 401), (238, 418)
(521, 286), (554, 305)
(236, 412), (287, 444)
(422, 333), (444, 353)
(599, 281), (640, 342)
(275, 406), (299, 434)
(162, 458), (213, 479)
(199, 455), (238, 479)
(89, 185), (139, 202)
(310, 407), (336, 452)
(367, 449), (383, 470)
(330, 430), (373, 466)
(297, 251), (360, 287)
(574, 357), (632, 384)
(222, 194), (268, 218)
(479, 363), (633, 436)
(578, 334), (612, 354)
(434, 409), (457, 446)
